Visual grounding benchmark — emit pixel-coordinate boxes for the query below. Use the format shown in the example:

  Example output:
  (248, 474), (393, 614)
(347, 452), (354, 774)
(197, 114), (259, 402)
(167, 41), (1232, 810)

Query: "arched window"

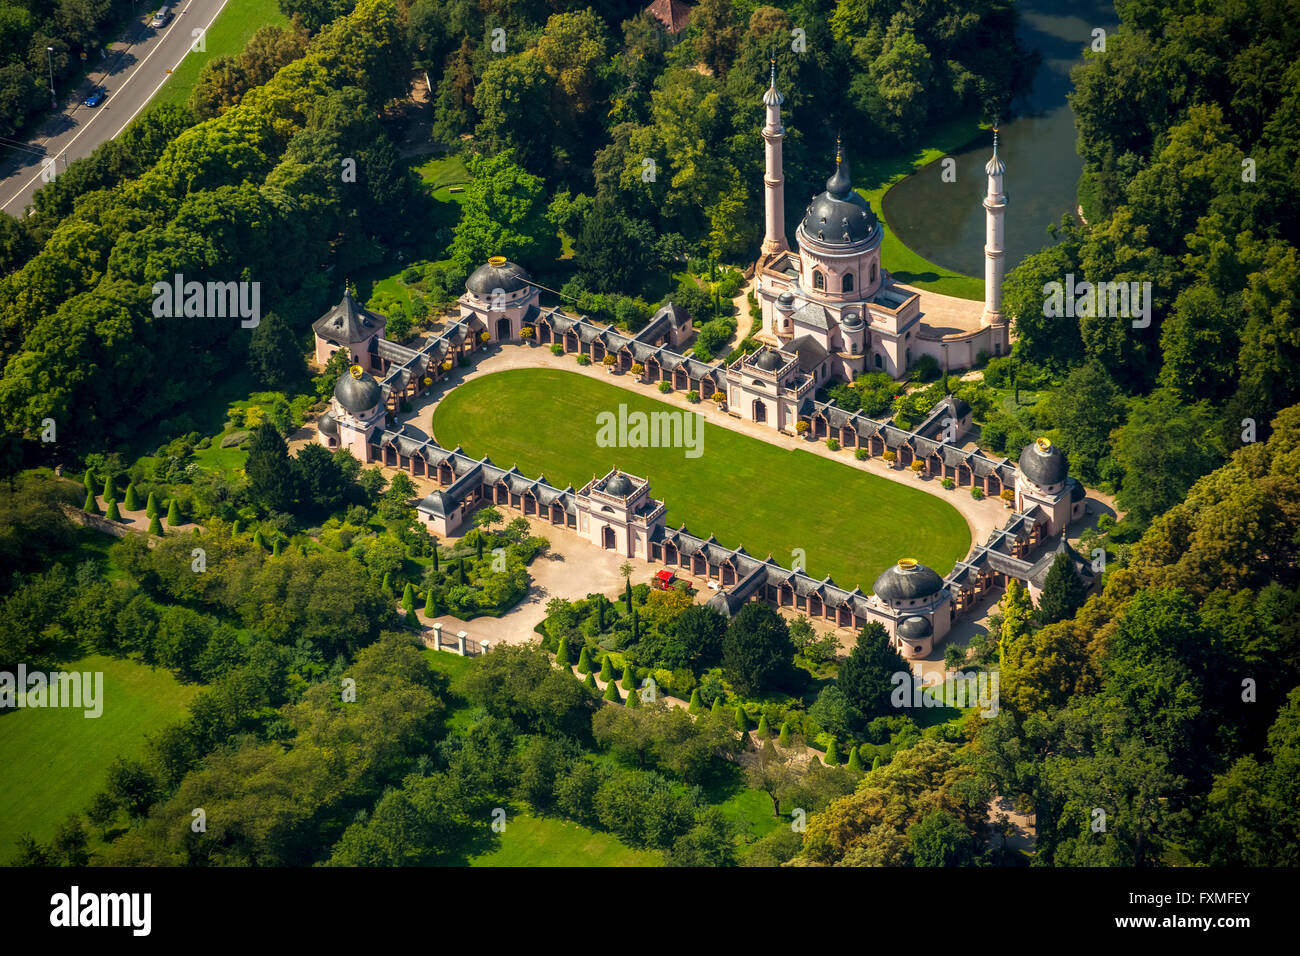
(843, 273), (854, 293)
(813, 271), (824, 290)
(874, 353), (883, 369)
(870, 262), (878, 284)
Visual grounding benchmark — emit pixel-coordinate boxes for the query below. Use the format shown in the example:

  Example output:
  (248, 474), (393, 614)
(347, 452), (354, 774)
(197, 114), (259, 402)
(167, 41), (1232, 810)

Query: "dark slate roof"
(467, 260), (531, 296)
(872, 560), (944, 602)
(898, 616), (933, 639)
(316, 410), (338, 437)
(799, 147), (879, 245)
(785, 335), (828, 373)
(417, 491), (454, 517)
(313, 290), (385, 344)
(334, 367), (383, 414)
(789, 301), (831, 331)
(1027, 536), (1095, 589)
(1018, 438), (1069, 486)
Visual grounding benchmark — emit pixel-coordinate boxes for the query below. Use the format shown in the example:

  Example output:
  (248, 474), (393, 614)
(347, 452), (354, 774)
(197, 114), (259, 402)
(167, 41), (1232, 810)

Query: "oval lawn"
(431, 367), (970, 594)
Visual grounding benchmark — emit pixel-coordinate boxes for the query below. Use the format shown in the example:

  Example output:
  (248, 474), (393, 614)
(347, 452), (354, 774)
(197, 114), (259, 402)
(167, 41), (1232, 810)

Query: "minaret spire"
(982, 124), (1008, 336)
(760, 57), (788, 257)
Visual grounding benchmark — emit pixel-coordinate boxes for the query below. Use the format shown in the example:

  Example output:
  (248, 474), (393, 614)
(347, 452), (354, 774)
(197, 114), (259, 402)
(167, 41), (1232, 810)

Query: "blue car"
(84, 86), (106, 108)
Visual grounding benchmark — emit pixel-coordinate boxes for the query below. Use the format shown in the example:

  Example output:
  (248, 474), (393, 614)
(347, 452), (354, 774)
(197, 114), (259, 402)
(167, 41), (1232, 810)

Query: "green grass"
(855, 112), (987, 301)
(432, 368), (971, 593)
(413, 154), (471, 201)
(142, 0), (288, 114)
(717, 787), (784, 843)
(468, 812), (663, 867)
(0, 654), (199, 855)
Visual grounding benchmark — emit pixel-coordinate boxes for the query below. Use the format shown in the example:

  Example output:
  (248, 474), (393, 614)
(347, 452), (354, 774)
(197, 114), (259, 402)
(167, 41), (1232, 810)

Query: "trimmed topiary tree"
(145, 491), (159, 518)
(871, 755), (881, 772)
(83, 470), (94, 493)
(621, 664), (635, 691)
(576, 646), (592, 674)
(688, 689), (703, 714)
(123, 483), (139, 511)
(425, 588), (437, 618)
(555, 636), (571, 667)
(83, 487), (99, 515)
(603, 679), (622, 703)
(147, 514), (163, 536)
(272, 537), (283, 556)
(584, 672), (598, 690)
(825, 739), (841, 766)
(711, 696), (725, 716)
(626, 684), (641, 708)
(231, 518), (240, 536)
(167, 498), (181, 527)
(734, 705), (747, 733)
(402, 582), (416, 619)
(104, 497), (121, 521)
(381, 572), (393, 595)
(757, 714), (771, 739)
(102, 475), (116, 501)
(431, 547), (439, 571)
(599, 654), (613, 682)
(779, 721), (792, 747)
(253, 528), (267, 550)
(847, 746), (864, 772)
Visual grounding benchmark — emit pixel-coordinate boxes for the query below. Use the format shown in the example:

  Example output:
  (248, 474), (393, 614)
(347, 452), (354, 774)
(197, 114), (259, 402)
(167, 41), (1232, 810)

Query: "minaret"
(982, 126), (1007, 328)
(760, 58), (788, 257)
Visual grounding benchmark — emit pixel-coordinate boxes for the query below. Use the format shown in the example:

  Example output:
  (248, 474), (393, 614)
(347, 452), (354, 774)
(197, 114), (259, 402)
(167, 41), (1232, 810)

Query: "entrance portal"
(753, 399), (767, 423)
(496, 316), (512, 341)
(601, 526), (616, 550)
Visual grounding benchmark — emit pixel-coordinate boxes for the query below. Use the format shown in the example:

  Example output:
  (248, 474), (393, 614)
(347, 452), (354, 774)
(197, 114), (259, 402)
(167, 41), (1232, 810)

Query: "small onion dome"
(334, 365), (383, 415)
(897, 616), (933, 640)
(777, 291), (795, 308)
(1019, 437), (1069, 487)
(841, 310), (864, 330)
(872, 558), (944, 603)
(753, 350), (783, 371)
(604, 473), (633, 497)
(317, 410), (339, 437)
(1069, 477), (1086, 502)
(467, 257), (531, 296)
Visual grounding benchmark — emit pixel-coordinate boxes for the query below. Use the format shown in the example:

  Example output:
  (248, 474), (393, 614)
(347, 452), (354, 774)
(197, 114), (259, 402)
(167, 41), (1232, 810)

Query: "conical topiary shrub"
(145, 491), (159, 518)
(402, 582), (415, 618)
(621, 664), (634, 691)
(102, 475), (115, 501)
(83, 487), (99, 514)
(734, 705), (748, 733)
(123, 483), (139, 511)
(272, 537), (283, 556)
(757, 714), (771, 739)
(688, 689), (703, 714)
(555, 636), (571, 667)
(167, 498), (181, 527)
(148, 514), (163, 535)
(431, 547), (439, 571)
(83, 470), (94, 493)
(105, 497), (120, 521)
(825, 739), (841, 766)
(599, 654), (613, 682)
(711, 696), (724, 716)
(871, 755), (881, 772)
(584, 672), (598, 690)
(381, 572), (392, 595)
(626, 684), (641, 708)
(253, 528), (267, 550)
(848, 747), (863, 772)
(603, 679), (621, 703)
(576, 646), (592, 674)
(425, 587), (436, 619)
(231, 518), (240, 536)
(779, 721), (792, 747)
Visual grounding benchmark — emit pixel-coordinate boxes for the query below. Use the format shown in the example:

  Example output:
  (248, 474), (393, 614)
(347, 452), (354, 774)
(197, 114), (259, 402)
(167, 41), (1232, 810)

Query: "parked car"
(83, 86), (106, 108)
(150, 5), (172, 27)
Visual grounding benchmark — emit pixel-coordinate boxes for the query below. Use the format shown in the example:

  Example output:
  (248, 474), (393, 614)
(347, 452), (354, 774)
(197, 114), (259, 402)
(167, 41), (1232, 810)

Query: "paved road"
(0, 0), (229, 217)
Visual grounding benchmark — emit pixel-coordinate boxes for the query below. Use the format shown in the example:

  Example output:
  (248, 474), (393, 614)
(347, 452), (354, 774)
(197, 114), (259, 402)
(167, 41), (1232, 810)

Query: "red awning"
(656, 569), (675, 581)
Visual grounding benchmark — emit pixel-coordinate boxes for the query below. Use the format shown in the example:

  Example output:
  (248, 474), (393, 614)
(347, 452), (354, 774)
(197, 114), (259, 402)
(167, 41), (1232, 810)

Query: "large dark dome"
(753, 349), (782, 371)
(873, 559), (944, 603)
(317, 410), (339, 437)
(897, 616), (933, 640)
(1019, 438), (1068, 487)
(467, 258), (531, 296)
(604, 473), (633, 497)
(334, 366), (383, 415)
(800, 147), (878, 245)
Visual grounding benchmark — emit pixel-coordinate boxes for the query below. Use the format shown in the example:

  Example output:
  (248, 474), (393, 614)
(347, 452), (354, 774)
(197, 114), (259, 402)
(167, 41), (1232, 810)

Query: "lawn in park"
(468, 812), (663, 867)
(856, 111), (988, 301)
(0, 654), (199, 856)
(432, 368), (971, 593)
(141, 0), (289, 114)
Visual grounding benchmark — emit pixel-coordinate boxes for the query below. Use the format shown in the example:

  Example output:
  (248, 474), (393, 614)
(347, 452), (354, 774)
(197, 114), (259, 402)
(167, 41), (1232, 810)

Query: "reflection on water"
(882, 0), (1119, 276)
